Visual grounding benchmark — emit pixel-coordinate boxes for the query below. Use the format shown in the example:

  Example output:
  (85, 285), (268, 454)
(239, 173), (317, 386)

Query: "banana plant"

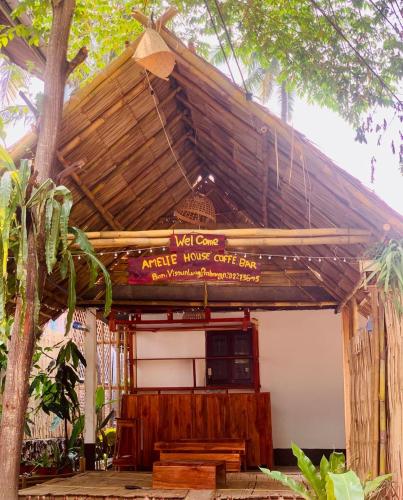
(0, 150), (112, 338)
(260, 443), (392, 499)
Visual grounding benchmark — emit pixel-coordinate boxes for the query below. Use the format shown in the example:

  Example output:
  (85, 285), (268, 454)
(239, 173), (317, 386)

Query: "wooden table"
(152, 460), (226, 489)
(154, 439), (246, 472)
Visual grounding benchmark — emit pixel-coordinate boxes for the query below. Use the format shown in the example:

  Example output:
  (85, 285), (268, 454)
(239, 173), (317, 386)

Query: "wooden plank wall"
(121, 392), (273, 468)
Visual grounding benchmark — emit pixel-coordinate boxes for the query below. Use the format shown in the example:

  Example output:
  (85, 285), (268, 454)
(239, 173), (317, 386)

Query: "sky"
(6, 69), (403, 217)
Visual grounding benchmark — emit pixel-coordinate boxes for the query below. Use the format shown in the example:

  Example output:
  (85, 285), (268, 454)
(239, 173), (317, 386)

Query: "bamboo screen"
(347, 324), (377, 478)
(385, 298), (403, 498)
(346, 291), (403, 497)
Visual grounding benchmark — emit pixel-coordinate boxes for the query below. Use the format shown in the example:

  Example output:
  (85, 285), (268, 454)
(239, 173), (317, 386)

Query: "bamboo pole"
(77, 299), (338, 308)
(78, 228), (371, 239)
(378, 296), (386, 475)
(369, 288), (380, 477)
(73, 234), (372, 249)
(341, 303), (352, 465)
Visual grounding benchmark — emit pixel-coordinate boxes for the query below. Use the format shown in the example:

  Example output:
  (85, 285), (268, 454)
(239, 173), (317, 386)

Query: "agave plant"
(260, 443), (392, 499)
(0, 149), (111, 338)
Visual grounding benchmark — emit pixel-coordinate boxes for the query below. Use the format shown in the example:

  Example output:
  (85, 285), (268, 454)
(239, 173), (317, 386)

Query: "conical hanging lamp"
(133, 28), (176, 79)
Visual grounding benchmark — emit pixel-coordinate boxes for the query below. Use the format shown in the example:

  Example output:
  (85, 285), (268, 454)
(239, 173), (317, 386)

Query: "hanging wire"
(145, 71), (194, 192)
(203, 0), (236, 84)
(310, 0), (402, 106)
(211, 0), (251, 99)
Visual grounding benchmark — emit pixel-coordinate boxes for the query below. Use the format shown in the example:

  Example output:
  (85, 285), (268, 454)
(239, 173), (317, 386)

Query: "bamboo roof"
(9, 24), (403, 321)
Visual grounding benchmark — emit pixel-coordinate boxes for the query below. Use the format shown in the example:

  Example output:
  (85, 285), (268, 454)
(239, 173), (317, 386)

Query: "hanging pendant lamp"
(133, 28), (176, 79)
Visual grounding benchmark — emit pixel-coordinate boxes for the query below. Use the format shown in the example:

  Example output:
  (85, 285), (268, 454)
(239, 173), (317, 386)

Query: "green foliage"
(95, 386), (115, 464)
(260, 444), (392, 499)
(328, 471), (364, 500)
(291, 442), (325, 499)
(4, 1), (401, 129)
(30, 340), (86, 466)
(259, 467), (311, 499)
(0, 153), (112, 339)
(366, 239), (403, 316)
(363, 474), (393, 497)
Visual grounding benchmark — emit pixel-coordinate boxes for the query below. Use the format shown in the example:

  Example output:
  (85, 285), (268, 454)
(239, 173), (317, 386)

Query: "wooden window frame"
(205, 324), (260, 391)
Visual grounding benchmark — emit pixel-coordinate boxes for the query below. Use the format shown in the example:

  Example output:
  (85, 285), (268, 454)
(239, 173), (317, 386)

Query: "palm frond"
(0, 58), (30, 106)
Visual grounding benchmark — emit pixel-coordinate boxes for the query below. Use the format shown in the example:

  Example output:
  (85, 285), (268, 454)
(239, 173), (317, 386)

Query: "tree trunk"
(0, 2), (76, 498)
(280, 81), (289, 123)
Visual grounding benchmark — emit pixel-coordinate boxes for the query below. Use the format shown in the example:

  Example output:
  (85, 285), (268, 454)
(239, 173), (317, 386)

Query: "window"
(206, 328), (257, 388)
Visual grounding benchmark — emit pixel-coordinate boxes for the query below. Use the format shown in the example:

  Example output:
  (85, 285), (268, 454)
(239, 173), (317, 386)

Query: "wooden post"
(378, 296), (386, 475)
(369, 287), (380, 478)
(84, 307), (97, 470)
(116, 327), (121, 417)
(341, 303), (352, 466)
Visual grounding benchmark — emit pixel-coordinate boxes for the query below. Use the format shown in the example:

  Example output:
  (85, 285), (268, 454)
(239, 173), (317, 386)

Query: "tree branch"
(66, 46), (88, 77)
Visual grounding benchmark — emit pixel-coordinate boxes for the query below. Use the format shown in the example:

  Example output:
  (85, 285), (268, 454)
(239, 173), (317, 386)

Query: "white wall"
(255, 310), (345, 449)
(136, 330), (206, 387)
(135, 310), (345, 449)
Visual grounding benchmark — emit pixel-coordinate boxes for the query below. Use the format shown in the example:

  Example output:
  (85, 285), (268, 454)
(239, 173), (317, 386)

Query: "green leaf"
(291, 442), (325, 499)
(95, 386), (105, 413)
(68, 414), (85, 450)
(363, 474), (392, 497)
(326, 474), (336, 500)
(260, 468), (311, 499)
(328, 471), (364, 500)
(59, 190), (73, 254)
(65, 252), (76, 334)
(99, 410), (114, 431)
(0, 147), (14, 170)
(45, 199), (61, 273)
(26, 179), (53, 208)
(329, 452), (346, 473)
(84, 252), (112, 317)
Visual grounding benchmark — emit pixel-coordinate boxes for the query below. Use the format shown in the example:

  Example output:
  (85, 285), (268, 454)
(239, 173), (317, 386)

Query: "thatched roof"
(0, 1), (45, 76)
(10, 24), (403, 321)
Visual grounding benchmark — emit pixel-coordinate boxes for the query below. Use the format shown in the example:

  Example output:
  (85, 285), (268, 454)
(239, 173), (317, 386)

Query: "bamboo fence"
(345, 289), (402, 496)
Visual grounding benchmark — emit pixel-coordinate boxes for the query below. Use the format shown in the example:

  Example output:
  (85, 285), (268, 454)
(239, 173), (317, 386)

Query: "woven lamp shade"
(133, 28), (176, 79)
(174, 193), (216, 227)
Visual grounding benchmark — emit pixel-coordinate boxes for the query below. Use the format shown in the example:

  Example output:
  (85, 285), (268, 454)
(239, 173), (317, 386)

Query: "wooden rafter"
(56, 152), (123, 230)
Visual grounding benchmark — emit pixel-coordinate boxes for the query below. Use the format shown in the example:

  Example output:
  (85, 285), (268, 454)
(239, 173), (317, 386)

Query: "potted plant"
(260, 443), (392, 499)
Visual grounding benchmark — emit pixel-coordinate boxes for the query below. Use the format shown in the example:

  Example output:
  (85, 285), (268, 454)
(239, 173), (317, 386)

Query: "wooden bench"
(154, 438), (246, 472)
(152, 460), (226, 489)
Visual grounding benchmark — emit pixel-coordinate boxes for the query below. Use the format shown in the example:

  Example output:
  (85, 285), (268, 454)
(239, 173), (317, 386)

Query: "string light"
(70, 245), (361, 263)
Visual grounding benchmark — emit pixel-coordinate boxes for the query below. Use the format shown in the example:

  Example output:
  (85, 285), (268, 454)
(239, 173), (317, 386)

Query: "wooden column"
(84, 307), (97, 470)
(369, 287), (380, 478)
(341, 302), (352, 465)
